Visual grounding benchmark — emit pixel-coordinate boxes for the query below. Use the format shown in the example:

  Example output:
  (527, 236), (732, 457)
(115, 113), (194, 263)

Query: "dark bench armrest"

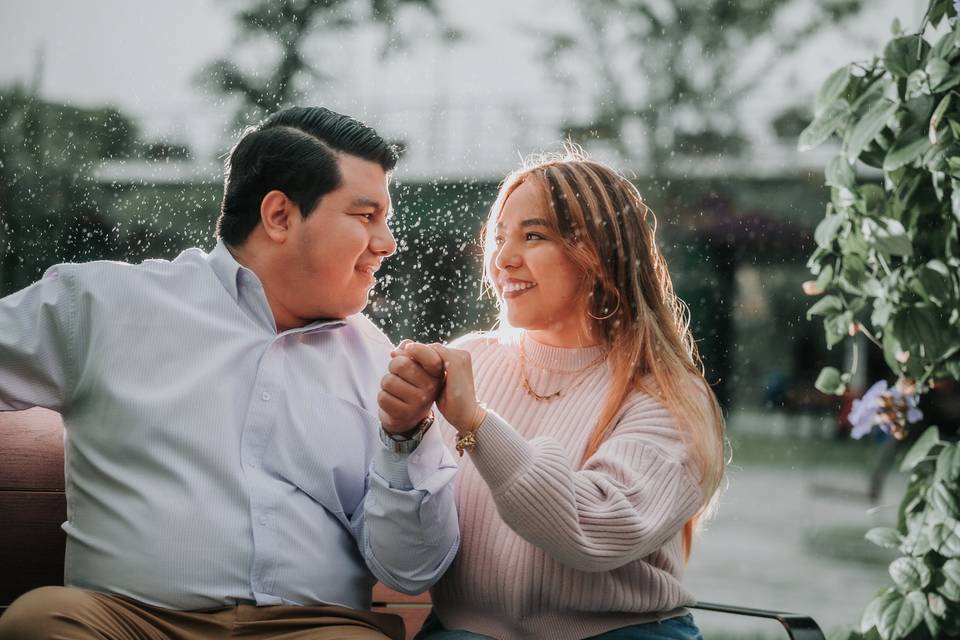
(691, 601), (826, 640)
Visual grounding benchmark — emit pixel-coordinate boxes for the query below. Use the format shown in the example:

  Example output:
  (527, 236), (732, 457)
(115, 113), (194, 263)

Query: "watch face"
(379, 414), (433, 453)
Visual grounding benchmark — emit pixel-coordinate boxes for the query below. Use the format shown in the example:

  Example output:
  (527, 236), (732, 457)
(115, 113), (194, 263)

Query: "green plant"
(799, 0), (960, 638)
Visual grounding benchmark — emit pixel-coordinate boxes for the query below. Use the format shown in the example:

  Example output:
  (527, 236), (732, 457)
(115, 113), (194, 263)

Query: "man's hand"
(378, 341), (446, 434)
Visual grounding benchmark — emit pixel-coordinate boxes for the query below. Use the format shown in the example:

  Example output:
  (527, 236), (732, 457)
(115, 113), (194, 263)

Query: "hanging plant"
(800, 0), (960, 638)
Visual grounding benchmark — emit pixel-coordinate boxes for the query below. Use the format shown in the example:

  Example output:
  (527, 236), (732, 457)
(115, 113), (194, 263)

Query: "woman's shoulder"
(613, 374), (716, 457)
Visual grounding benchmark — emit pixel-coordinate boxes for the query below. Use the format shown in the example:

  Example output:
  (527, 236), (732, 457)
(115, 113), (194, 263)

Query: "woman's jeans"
(413, 612), (704, 640)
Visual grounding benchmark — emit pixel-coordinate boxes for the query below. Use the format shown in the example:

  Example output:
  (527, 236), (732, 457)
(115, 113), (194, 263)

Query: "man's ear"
(260, 190), (297, 244)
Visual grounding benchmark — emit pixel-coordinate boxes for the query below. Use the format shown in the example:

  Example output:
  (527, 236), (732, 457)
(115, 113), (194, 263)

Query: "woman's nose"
(494, 240), (521, 270)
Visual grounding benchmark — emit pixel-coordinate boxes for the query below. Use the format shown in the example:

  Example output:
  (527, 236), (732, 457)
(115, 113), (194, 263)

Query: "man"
(0, 106), (458, 640)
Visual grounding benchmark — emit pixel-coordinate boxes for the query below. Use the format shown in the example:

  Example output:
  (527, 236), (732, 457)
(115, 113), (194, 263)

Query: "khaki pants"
(0, 587), (405, 640)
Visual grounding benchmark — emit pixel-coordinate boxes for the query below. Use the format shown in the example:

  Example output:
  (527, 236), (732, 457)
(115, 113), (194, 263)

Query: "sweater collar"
(521, 333), (607, 372)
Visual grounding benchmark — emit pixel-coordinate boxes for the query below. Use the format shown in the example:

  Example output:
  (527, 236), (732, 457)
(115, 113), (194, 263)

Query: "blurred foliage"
(801, 0), (960, 637)
(772, 106), (815, 142)
(0, 87), (137, 294)
(0, 88), (204, 295)
(541, 0), (863, 173)
(198, 0), (453, 126)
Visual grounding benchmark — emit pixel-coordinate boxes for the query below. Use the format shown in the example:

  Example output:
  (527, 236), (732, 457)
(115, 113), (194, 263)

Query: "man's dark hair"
(216, 106), (399, 246)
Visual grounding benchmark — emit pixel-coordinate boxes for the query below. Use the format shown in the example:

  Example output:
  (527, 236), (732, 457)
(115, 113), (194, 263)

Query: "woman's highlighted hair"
(484, 145), (726, 559)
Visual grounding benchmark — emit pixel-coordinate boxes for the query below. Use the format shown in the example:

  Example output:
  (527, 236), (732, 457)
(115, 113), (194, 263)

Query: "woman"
(388, 150), (725, 640)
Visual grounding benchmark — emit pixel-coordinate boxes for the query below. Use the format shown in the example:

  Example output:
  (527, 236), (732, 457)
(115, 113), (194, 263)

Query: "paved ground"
(684, 464), (907, 638)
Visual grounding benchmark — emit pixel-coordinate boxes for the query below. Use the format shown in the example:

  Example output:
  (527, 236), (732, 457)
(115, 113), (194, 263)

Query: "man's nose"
(371, 219), (397, 257)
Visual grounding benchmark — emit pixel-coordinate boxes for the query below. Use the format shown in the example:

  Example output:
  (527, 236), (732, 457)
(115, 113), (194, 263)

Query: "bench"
(0, 408), (825, 639)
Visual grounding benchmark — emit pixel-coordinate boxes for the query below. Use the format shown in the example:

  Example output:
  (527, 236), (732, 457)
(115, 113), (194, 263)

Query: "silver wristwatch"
(379, 413), (435, 454)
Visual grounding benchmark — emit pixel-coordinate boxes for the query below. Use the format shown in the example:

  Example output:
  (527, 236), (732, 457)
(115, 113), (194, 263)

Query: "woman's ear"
(260, 190), (296, 244)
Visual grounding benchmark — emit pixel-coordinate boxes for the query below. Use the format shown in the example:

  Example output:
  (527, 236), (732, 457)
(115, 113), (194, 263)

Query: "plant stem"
(859, 325), (884, 350)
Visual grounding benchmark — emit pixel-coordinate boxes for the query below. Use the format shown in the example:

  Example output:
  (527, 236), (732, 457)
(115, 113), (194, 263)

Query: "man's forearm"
(357, 428), (459, 594)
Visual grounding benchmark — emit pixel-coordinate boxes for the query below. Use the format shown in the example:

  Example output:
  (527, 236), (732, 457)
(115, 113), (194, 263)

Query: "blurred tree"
(0, 88), (140, 295)
(542, 0), (863, 174)
(199, 0), (453, 126)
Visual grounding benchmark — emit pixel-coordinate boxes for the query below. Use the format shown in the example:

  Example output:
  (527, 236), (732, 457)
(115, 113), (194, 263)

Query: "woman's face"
(490, 180), (594, 347)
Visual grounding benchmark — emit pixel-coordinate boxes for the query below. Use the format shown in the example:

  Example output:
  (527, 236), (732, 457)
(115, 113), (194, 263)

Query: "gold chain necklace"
(518, 337), (606, 402)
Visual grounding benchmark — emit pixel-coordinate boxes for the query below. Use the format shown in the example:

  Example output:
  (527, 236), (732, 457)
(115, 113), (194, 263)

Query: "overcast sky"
(0, 0), (927, 168)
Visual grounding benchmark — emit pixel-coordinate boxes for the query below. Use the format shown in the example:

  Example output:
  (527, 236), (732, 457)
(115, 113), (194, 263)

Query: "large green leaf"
(942, 558), (960, 601)
(800, 99), (851, 152)
(935, 442), (960, 483)
(929, 480), (959, 516)
(816, 66), (852, 116)
(826, 155), (856, 189)
(872, 297), (895, 327)
(931, 21), (959, 59)
(815, 366), (846, 395)
(930, 518), (960, 557)
(815, 213), (846, 247)
(807, 295), (844, 319)
(875, 589), (926, 639)
(927, 57), (960, 93)
(824, 312), (853, 349)
(901, 426), (940, 471)
(952, 179), (960, 223)
(889, 557), (932, 591)
(866, 527), (903, 549)
(883, 35), (931, 79)
(915, 262), (954, 306)
(862, 218), (913, 256)
(861, 588), (893, 633)
(884, 125), (932, 171)
(845, 99), (898, 163)
(893, 306), (951, 360)
(816, 262), (835, 291)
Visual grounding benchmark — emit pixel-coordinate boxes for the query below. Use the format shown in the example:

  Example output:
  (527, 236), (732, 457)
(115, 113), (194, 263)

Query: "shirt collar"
(207, 239), (245, 302)
(206, 239), (347, 334)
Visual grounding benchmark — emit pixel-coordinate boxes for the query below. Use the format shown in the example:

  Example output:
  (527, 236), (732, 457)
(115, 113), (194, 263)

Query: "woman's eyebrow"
(496, 217), (550, 229)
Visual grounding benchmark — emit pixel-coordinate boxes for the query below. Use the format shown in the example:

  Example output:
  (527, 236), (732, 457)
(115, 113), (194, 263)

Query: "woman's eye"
(525, 232), (545, 241)
(494, 235), (505, 246)
(354, 213), (374, 222)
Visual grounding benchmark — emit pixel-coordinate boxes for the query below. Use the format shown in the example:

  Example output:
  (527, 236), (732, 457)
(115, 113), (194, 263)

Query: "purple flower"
(849, 380), (888, 439)
(848, 379), (923, 440)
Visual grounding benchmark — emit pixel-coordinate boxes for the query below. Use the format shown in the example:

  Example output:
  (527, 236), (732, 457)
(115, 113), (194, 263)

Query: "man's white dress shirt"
(0, 241), (459, 610)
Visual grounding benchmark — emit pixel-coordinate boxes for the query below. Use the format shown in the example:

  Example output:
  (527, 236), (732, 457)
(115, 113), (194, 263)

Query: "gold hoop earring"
(587, 290), (621, 321)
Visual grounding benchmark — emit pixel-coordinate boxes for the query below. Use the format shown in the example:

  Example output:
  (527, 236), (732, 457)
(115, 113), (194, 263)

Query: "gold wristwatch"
(379, 413), (434, 454)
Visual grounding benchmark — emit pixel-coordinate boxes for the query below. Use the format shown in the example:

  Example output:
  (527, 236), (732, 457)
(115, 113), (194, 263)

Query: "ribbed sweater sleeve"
(430, 334), (708, 639)
(469, 399), (703, 573)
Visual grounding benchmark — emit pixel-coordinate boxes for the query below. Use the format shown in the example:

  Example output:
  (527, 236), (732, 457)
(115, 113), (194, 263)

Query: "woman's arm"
(468, 399), (703, 573)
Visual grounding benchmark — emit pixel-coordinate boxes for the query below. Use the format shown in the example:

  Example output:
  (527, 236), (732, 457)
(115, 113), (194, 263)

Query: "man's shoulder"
(49, 248), (209, 289)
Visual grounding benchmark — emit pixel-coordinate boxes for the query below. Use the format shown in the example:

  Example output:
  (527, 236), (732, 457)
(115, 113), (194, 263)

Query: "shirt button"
(261, 391), (271, 401)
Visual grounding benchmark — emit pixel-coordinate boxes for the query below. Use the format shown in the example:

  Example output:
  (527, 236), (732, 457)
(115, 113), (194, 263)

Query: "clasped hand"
(378, 341), (480, 435)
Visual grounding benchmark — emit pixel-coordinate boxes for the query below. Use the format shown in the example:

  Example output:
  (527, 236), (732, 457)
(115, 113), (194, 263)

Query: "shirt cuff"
(373, 446), (414, 490)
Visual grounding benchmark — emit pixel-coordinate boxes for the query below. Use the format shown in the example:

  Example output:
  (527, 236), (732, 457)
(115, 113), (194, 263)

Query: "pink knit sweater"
(430, 333), (705, 640)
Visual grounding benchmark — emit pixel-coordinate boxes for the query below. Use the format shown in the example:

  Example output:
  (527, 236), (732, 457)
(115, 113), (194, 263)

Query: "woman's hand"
(429, 344), (485, 434)
(397, 342), (484, 434)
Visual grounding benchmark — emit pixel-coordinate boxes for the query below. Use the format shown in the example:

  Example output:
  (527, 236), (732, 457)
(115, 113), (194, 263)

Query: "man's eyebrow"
(496, 217), (551, 229)
(350, 197), (381, 209)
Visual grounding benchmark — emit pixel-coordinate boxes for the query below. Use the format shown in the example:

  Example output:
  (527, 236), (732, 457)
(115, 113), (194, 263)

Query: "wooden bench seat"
(1, 408), (825, 640)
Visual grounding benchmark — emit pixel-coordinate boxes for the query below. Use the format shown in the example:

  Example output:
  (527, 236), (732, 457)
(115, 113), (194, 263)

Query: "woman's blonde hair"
(483, 147), (726, 559)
